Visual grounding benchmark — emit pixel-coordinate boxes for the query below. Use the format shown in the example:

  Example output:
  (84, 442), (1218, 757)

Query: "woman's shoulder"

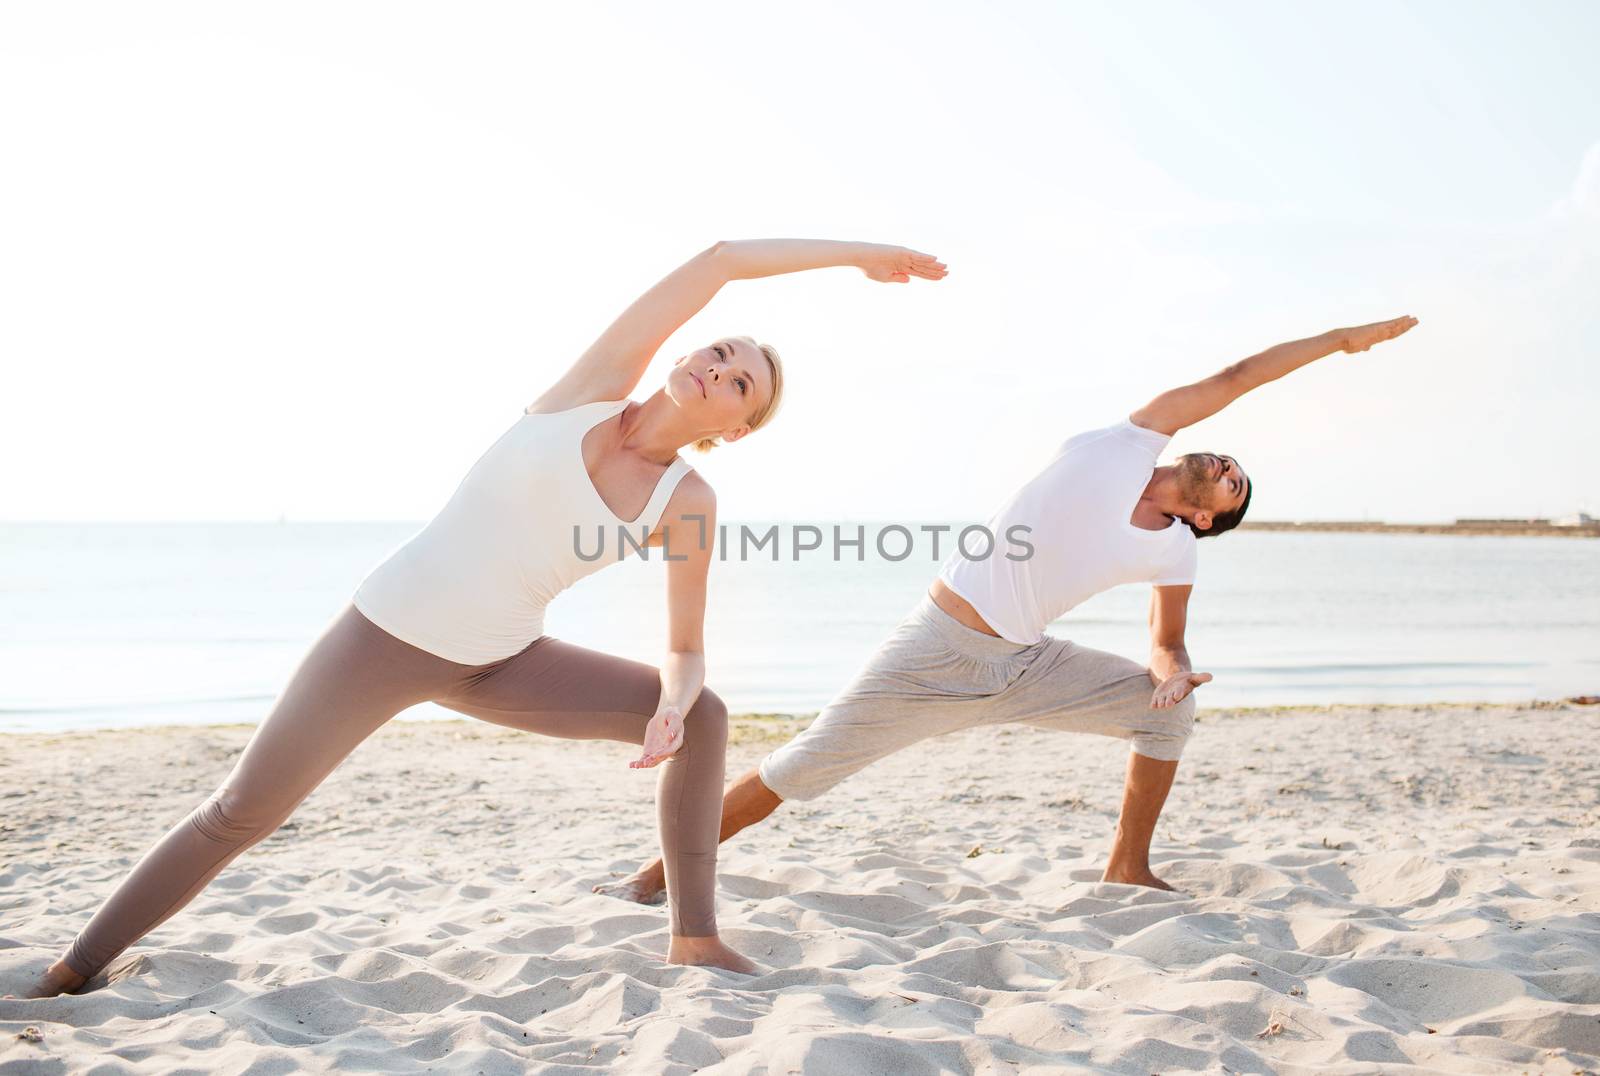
(523, 392), (630, 417)
(663, 465), (714, 515)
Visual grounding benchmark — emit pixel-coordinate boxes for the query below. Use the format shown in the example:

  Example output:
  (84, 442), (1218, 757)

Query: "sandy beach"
(2, 702), (1597, 1073)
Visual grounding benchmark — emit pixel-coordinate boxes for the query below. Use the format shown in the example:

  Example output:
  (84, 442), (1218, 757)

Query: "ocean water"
(2, 523), (1597, 733)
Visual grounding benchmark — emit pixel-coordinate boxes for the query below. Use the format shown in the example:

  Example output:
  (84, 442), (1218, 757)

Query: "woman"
(18, 238), (948, 996)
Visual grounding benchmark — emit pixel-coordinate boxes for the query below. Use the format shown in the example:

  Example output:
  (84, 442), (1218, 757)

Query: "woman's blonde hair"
(693, 335), (785, 452)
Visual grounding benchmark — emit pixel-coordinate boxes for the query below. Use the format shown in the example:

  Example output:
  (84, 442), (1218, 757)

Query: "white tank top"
(353, 399), (693, 664)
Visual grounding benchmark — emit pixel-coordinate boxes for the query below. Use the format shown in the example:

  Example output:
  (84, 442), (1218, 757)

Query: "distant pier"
(1242, 518), (1600, 538)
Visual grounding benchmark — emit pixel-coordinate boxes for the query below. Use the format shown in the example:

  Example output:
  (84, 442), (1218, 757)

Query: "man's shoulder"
(1055, 419), (1168, 461)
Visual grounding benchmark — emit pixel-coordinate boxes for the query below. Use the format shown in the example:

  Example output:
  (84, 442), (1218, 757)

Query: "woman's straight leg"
(436, 636), (729, 937)
(62, 606), (460, 979)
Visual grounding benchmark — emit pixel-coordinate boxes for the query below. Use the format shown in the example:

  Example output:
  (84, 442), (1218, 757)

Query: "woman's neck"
(615, 390), (704, 464)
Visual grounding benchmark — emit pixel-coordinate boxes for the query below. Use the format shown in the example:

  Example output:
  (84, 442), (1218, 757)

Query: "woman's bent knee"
(681, 688), (729, 754)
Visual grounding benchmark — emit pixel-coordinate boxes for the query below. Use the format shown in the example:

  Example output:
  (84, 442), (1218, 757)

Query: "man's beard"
(1176, 454), (1215, 508)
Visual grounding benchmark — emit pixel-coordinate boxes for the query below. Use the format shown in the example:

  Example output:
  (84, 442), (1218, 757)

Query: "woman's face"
(667, 338), (773, 443)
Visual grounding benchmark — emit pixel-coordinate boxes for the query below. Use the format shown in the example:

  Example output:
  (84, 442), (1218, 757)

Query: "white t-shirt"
(937, 418), (1198, 644)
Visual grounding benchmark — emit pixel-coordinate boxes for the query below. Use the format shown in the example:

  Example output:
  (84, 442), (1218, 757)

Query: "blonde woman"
(17, 238), (948, 996)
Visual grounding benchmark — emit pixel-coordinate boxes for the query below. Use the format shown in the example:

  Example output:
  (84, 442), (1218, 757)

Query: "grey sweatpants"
(759, 593), (1195, 802)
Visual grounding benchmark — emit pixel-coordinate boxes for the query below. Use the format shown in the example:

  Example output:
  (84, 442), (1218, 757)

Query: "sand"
(2, 701), (1598, 1074)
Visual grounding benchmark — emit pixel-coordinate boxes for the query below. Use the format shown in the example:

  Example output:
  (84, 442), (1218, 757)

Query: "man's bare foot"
(4, 959), (88, 999)
(592, 869), (666, 906)
(667, 934), (760, 975)
(1101, 864), (1177, 891)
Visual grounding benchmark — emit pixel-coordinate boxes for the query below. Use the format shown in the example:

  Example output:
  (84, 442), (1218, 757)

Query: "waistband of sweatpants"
(909, 592), (1036, 662)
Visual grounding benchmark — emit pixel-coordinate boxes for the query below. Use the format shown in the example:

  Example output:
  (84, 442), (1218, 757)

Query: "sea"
(2, 523), (1597, 733)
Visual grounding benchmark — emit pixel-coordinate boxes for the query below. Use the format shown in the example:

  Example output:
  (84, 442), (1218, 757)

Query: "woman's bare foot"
(4, 959), (88, 999)
(667, 934), (759, 975)
(592, 866), (666, 906)
(1101, 863), (1176, 891)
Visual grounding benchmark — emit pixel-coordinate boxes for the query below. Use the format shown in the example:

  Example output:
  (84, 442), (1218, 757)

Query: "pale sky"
(3, 1), (1596, 523)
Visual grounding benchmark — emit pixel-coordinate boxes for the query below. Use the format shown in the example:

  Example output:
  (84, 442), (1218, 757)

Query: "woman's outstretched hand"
(632, 707), (686, 768)
(1339, 315), (1419, 354)
(857, 244), (949, 284)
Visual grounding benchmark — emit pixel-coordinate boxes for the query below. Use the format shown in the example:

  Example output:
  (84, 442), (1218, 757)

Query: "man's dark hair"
(1191, 477), (1252, 539)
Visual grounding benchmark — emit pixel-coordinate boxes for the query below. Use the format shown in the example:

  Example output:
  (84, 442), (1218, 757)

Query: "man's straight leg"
(597, 595), (1017, 904)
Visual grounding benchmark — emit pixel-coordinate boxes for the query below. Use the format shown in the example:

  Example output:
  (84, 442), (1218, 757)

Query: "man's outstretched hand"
(1151, 670), (1212, 709)
(1339, 315), (1419, 354)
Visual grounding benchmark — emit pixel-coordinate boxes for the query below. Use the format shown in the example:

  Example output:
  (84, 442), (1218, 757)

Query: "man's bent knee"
(1132, 691), (1196, 762)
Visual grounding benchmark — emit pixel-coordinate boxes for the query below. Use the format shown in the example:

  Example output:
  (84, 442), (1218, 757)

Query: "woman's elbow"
(699, 240), (745, 279)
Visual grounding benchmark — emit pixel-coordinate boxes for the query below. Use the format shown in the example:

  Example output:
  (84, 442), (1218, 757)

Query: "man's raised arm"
(1130, 316), (1419, 436)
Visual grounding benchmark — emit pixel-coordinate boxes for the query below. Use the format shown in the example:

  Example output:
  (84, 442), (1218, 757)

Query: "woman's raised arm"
(530, 239), (947, 413)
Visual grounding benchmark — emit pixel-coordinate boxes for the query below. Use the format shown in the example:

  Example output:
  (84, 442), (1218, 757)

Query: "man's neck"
(1132, 469), (1183, 531)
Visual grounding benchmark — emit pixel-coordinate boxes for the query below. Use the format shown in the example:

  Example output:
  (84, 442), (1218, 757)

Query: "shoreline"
(5, 698), (1595, 745)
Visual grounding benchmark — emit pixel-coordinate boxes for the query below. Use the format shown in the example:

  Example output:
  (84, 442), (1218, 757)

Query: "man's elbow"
(1213, 362), (1252, 393)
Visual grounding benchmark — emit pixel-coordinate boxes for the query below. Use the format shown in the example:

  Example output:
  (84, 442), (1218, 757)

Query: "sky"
(2, 1), (1596, 524)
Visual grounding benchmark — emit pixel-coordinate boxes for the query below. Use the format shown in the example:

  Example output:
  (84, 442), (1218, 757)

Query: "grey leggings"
(63, 605), (728, 979)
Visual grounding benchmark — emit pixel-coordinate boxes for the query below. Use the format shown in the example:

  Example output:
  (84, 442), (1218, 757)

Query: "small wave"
(1226, 680), (1537, 694)
(0, 693), (275, 716)
(1214, 660), (1533, 675)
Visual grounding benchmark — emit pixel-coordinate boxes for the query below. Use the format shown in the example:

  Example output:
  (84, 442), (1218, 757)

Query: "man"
(600, 315), (1418, 899)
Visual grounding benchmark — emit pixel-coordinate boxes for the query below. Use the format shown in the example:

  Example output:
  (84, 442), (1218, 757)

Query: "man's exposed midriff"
(928, 578), (1001, 638)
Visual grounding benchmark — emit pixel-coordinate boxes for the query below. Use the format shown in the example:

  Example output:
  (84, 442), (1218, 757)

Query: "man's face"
(1176, 452), (1249, 529)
